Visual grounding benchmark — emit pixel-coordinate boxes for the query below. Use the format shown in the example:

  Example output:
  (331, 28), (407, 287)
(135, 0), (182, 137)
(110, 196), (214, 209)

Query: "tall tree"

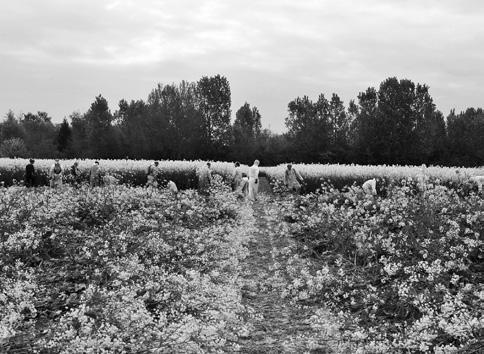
(375, 77), (418, 164)
(447, 108), (484, 166)
(411, 84), (447, 164)
(347, 99), (359, 147)
(116, 98), (152, 158)
(232, 103), (262, 162)
(1, 110), (24, 142)
(21, 111), (56, 157)
(197, 75), (232, 158)
(84, 95), (117, 158)
(176, 81), (204, 159)
(328, 93), (351, 161)
(350, 87), (379, 163)
(146, 81), (204, 159)
(70, 111), (88, 157)
(286, 94), (331, 162)
(56, 118), (72, 155)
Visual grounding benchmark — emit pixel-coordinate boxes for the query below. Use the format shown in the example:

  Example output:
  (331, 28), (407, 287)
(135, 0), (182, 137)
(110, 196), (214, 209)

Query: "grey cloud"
(0, 0), (483, 132)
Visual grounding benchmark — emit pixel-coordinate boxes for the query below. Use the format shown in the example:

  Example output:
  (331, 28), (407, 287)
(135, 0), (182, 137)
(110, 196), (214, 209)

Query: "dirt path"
(237, 178), (324, 353)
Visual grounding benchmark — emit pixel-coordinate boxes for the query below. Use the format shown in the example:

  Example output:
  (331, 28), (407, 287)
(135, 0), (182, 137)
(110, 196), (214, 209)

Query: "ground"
(237, 177), (327, 353)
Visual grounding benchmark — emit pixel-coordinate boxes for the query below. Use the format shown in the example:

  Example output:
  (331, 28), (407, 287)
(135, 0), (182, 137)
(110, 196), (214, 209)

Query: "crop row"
(0, 180), (254, 352)
(274, 182), (483, 352)
(262, 163), (483, 192)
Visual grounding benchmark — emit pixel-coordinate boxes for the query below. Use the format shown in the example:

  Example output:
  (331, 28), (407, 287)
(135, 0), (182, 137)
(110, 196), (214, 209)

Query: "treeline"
(1, 75), (483, 166)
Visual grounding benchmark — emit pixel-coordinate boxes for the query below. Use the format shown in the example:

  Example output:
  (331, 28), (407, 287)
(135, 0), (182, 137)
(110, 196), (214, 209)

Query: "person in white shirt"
(469, 175), (484, 193)
(362, 178), (377, 196)
(167, 180), (178, 194)
(248, 160), (260, 201)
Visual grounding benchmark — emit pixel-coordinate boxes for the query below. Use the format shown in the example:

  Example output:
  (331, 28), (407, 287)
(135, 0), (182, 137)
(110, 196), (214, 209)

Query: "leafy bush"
(0, 184), (254, 352)
(277, 182), (483, 353)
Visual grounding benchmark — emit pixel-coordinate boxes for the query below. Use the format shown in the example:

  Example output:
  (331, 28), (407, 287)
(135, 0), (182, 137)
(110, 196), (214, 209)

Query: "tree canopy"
(0, 76), (482, 167)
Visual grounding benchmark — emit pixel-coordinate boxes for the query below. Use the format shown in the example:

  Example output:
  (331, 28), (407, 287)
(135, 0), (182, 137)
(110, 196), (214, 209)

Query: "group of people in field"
(145, 160), (178, 194)
(24, 159), (114, 189)
(230, 160), (261, 201)
(359, 167), (484, 197)
(23, 159), (483, 196)
(230, 160), (306, 201)
(195, 160), (262, 201)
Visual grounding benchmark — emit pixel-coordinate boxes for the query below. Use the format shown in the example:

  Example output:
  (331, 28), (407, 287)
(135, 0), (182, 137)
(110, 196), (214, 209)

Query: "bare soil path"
(236, 177), (327, 353)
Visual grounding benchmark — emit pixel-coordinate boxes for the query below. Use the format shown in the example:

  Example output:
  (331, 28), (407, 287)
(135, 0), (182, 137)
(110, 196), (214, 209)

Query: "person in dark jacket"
(70, 161), (81, 186)
(25, 159), (35, 187)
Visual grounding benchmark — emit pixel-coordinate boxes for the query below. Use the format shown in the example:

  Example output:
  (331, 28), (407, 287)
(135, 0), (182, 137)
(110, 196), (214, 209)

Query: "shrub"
(0, 138), (29, 158)
(277, 182), (483, 352)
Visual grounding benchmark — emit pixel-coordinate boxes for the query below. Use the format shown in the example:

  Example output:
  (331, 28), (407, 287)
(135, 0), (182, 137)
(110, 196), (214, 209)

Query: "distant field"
(0, 158), (240, 188)
(261, 163), (483, 192)
(0, 158), (482, 191)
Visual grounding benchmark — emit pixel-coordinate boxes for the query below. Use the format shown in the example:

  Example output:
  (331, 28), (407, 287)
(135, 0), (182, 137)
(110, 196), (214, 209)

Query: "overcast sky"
(1, 0), (483, 132)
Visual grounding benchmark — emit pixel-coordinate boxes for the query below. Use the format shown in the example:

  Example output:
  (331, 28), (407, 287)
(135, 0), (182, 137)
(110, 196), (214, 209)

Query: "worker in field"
(236, 173), (249, 200)
(89, 161), (101, 187)
(198, 162), (212, 195)
(167, 180), (178, 195)
(284, 164), (304, 193)
(25, 159), (35, 187)
(232, 162), (243, 191)
(362, 178), (377, 196)
(50, 159), (63, 188)
(70, 161), (81, 185)
(248, 159), (260, 202)
(146, 161), (161, 187)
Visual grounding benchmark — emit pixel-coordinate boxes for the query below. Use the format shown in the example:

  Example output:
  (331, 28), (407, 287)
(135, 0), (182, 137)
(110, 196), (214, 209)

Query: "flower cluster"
(273, 181), (483, 353)
(0, 184), (254, 352)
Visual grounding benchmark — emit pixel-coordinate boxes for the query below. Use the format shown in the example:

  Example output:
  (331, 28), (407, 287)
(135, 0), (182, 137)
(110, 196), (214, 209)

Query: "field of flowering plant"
(0, 158), (245, 188)
(273, 180), (483, 353)
(0, 178), (255, 352)
(262, 163), (483, 193)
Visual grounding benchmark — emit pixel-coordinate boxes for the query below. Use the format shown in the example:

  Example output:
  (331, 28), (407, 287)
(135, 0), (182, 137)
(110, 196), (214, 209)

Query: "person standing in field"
(284, 164), (304, 193)
(232, 162), (243, 191)
(70, 161), (80, 185)
(146, 161), (161, 187)
(25, 159), (35, 187)
(70, 161), (79, 177)
(50, 159), (63, 188)
(236, 173), (249, 200)
(248, 160), (260, 201)
(198, 162), (212, 195)
(90, 161), (101, 187)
